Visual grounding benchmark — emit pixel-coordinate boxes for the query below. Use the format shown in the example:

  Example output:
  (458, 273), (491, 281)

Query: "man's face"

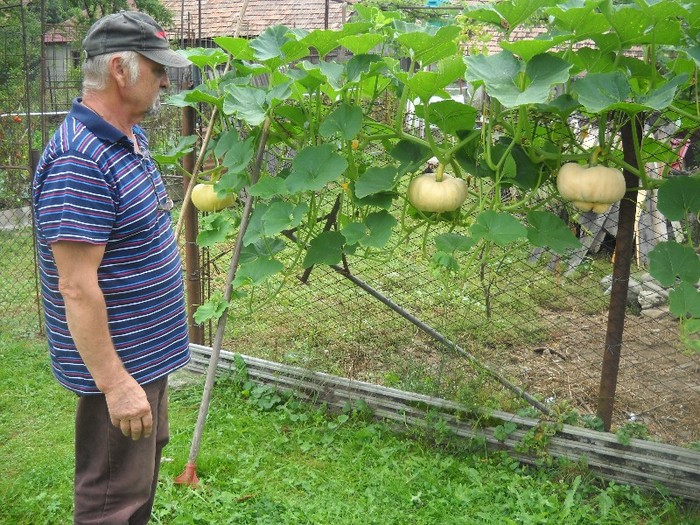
(129, 55), (169, 118)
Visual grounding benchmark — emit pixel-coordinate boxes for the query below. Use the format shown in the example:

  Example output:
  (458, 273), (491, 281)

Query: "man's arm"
(51, 240), (153, 440)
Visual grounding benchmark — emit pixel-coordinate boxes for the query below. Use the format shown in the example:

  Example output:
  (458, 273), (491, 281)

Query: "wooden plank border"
(188, 344), (700, 502)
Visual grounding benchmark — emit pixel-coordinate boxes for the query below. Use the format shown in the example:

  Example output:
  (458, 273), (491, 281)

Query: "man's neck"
(81, 93), (139, 139)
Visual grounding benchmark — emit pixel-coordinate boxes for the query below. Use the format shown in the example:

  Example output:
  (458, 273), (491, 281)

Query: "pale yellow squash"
(556, 162), (626, 214)
(407, 165), (468, 213)
(191, 183), (236, 212)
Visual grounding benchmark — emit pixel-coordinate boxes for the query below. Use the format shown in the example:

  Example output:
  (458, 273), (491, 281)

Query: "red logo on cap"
(155, 30), (167, 40)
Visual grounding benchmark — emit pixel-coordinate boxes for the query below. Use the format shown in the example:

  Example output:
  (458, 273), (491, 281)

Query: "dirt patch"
(500, 309), (700, 446)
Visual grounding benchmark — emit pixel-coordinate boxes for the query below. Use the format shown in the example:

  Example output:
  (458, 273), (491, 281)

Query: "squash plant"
(159, 0), (699, 351)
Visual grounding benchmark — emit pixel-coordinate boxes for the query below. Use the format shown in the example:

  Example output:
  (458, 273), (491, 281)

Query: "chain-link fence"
(0, 5), (188, 333)
(0, 1), (41, 333)
(197, 113), (699, 447)
(2, 3), (698, 449)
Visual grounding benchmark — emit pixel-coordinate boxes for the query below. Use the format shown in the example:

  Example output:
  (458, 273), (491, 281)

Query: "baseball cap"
(83, 11), (191, 68)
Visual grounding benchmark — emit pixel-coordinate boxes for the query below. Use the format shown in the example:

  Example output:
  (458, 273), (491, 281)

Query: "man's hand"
(104, 374), (153, 440)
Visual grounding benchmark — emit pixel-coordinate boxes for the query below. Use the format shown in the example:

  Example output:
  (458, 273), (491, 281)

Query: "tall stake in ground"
(597, 116), (642, 431)
(175, 118), (271, 486)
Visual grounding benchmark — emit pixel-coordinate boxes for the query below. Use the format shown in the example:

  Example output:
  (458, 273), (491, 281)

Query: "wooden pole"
(181, 105), (204, 345)
(175, 118), (271, 486)
(596, 116), (642, 430)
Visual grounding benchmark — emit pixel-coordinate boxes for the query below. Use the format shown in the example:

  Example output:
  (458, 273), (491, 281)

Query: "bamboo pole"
(175, 117), (271, 486)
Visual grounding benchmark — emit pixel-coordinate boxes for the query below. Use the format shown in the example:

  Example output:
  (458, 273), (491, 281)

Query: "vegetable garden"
(2, 0), (700, 503)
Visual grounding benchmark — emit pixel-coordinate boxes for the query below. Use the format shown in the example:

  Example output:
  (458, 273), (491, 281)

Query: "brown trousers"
(74, 377), (169, 525)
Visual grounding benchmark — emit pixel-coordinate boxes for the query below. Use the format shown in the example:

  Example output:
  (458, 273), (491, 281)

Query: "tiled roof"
(160, 0), (357, 40)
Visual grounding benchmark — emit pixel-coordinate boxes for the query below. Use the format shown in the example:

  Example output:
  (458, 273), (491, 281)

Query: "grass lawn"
(1, 325), (699, 525)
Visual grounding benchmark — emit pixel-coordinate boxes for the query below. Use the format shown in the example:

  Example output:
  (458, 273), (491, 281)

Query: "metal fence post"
(596, 116), (642, 430)
(182, 105), (204, 345)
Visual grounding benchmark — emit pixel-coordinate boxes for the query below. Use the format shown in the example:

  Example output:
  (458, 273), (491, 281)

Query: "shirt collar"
(70, 97), (130, 145)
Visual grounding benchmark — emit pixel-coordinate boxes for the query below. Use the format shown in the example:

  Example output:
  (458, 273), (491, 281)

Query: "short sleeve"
(35, 152), (117, 245)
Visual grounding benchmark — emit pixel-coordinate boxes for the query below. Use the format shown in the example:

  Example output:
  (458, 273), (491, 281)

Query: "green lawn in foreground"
(1, 329), (698, 524)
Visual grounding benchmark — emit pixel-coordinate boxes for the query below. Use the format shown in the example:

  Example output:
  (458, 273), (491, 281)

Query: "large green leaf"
(360, 210), (397, 249)
(287, 65), (325, 92)
(432, 251), (460, 272)
(181, 47), (230, 69)
(167, 85), (223, 109)
(546, 2), (610, 37)
(320, 61), (346, 91)
(607, 2), (684, 46)
(571, 71), (630, 114)
(242, 201), (306, 246)
(636, 75), (689, 111)
(339, 33), (384, 56)
(303, 231), (345, 268)
(454, 130), (495, 180)
(406, 55), (466, 102)
(419, 99), (478, 135)
(319, 103), (363, 140)
(248, 176), (290, 199)
(685, 46), (700, 67)
(344, 54), (384, 83)
(267, 79), (293, 106)
(196, 212), (237, 248)
(354, 166), (399, 199)
(471, 210), (527, 246)
(491, 138), (542, 190)
(239, 238), (286, 264)
(152, 135), (198, 165)
(500, 33), (573, 62)
(251, 25), (292, 62)
(285, 144), (348, 193)
(648, 241), (700, 287)
(213, 37), (254, 61)
(194, 291), (228, 325)
(223, 85), (267, 126)
(390, 140), (432, 175)
(464, 0), (555, 29)
(299, 29), (342, 58)
(349, 188), (395, 210)
(232, 257), (284, 288)
(259, 201), (308, 238)
(669, 282), (700, 319)
(568, 47), (617, 75)
(526, 210), (581, 255)
(466, 52), (571, 108)
(657, 176), (700, 221)
(535, 94), (580, 119)
(222, 135), (255, 175)
(340, 222), (368, 246)
(590, 32), (622, 56)
(396, 24), (461, 66)
(434, 233), (475, 253)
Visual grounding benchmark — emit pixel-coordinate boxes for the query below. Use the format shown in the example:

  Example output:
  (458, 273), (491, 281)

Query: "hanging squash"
(191, 183), (236, 212)
(407, 162), (469, 213)
(556, 159), (626, 214)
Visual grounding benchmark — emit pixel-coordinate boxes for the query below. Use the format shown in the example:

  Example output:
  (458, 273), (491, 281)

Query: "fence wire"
(202, 118), (700, 448)
(1, 7), (698, 449)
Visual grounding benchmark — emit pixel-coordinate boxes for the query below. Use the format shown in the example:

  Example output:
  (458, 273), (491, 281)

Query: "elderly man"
(33, 11), (192, 524)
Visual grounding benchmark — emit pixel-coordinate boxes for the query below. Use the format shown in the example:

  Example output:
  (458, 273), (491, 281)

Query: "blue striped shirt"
(33, 98), (191, 395)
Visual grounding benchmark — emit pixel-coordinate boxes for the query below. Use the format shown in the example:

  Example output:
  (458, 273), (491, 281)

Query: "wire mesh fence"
(0, 1), (40, 332)
(1, 3), (698, 450)
(197, 117), (700, 448)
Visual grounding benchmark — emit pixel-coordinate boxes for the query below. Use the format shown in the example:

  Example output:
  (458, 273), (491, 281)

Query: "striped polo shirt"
(33, 98), (191, 395)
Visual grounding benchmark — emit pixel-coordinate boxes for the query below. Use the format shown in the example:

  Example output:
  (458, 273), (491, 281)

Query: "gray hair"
(82, 50), (141, 92)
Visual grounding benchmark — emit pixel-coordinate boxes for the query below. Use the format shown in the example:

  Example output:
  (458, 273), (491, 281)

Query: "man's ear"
(109, 55), (130, 88)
